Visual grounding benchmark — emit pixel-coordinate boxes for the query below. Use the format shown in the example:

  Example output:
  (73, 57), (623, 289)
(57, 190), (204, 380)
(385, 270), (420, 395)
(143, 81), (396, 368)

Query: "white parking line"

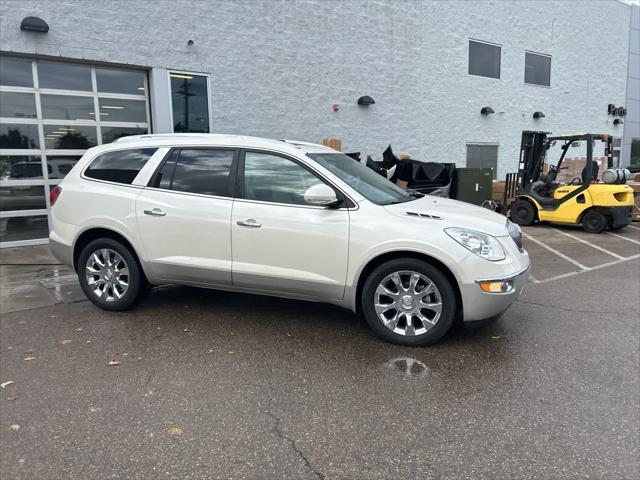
(522, 232), (589, 271)
(552, 228), (625, 259)
(532, 254), (640, 284)
(606, 232), (640, 245)
(627, 225), (640, 231)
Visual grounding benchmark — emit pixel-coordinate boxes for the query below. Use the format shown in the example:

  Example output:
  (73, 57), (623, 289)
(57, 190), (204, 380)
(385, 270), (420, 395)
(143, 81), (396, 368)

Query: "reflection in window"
(85, 148), (157, 184)
(38, 61), (92, 91)
(169, 149), (233, 196)
(244, 152), (322, 205)
(0, 185), (46, 211)
(0, 215), (49, 243)
(468, 40), (501, 79)
(98, 98), (146, 123)
(170, 73), (210, 133)
(43, 125), (97, 150)
(46, 156), (81, 179)
(525, 52), (551, 86)
(96, 68), (146, 95)
(0, 57), (33, 87)
(101, 126), (148, 144)
(40, 94), (95, 121)
(0, 92), (37, 118)
(0, 124), (39, 149)
(0, 156), (42, 180)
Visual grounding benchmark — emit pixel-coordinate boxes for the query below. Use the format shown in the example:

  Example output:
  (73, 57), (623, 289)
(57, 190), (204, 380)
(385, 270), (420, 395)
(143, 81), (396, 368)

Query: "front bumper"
(459, 263), (530, 322)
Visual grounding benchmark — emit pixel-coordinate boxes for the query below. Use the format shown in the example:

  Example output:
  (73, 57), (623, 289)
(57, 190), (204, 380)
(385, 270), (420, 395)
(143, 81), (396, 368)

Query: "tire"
(361, 259), (457, 346)
(77, 238), (144, 311)
(582, 210), (607, 233)
(510, 199), (536, 226)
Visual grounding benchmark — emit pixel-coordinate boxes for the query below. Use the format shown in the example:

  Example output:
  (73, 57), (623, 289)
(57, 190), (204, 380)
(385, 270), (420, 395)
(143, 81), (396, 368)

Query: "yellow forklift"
(509, 132), (634, 233)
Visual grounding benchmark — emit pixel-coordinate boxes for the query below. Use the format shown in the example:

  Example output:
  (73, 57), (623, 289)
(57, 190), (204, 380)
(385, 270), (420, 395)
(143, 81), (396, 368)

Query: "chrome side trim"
(474, 263), (531, 284)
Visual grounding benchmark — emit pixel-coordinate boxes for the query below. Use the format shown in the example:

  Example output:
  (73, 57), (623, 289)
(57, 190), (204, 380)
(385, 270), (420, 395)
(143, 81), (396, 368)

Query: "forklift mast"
(518, 131), (550, 188)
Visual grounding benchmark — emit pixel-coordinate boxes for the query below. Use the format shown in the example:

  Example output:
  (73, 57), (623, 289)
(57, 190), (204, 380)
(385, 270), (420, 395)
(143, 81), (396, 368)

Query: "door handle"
(143, 208), (166, 217)
(237, 219), (261, 228)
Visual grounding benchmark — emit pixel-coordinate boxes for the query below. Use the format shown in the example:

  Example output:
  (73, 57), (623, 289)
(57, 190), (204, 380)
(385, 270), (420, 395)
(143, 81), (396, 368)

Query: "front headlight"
(445, 228), (506, 262)
(506, 219), (523, 250)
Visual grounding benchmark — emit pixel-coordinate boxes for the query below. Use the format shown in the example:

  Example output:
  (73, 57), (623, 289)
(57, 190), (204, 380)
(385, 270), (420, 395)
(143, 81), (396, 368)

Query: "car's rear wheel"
(582, 210), (607, 233)
(361, 259), (456, 346)
(77, 238), (143, 311)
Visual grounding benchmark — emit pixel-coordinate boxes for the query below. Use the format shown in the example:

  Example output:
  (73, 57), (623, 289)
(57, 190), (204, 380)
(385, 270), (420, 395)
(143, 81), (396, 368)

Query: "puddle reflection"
(384, 356), (430, 377)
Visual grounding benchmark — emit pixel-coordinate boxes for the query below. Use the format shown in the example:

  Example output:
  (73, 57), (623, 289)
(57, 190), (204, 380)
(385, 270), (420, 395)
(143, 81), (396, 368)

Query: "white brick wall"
(0, 0), (632, 177)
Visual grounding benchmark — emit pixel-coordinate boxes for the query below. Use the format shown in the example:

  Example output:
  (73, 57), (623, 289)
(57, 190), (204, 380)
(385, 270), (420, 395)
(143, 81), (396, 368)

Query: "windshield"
(307, 153), (412, 205)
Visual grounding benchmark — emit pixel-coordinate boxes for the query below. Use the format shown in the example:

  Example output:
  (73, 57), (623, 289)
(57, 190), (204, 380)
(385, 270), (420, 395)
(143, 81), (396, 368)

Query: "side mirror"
(304, 183), (340, 207)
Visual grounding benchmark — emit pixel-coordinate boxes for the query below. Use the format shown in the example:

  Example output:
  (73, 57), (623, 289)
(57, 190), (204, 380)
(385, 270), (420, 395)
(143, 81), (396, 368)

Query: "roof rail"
(113, 133), (217, 143)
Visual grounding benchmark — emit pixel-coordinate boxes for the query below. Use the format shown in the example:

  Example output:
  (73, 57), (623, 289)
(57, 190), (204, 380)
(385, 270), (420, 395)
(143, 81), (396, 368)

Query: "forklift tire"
(511, 200), (536, 226)
(582, 210), (607, 233)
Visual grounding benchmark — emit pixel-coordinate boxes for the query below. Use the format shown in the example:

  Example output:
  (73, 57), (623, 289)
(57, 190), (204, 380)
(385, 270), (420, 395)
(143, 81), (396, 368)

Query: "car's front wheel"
(77, 238), (144, 311)
(361, 259), (457, 346)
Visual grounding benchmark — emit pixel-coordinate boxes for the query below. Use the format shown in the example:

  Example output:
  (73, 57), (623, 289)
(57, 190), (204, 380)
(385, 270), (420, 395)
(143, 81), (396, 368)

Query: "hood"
(383, 196), (509, 237)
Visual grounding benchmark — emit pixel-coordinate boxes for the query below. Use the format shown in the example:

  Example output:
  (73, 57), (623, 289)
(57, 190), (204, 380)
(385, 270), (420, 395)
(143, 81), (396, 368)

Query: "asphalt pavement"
(1, 225), (639, 479)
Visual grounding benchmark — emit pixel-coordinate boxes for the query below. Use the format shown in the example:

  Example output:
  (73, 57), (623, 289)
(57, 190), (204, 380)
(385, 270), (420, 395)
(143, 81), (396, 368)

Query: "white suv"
(49, 134), (530, 346)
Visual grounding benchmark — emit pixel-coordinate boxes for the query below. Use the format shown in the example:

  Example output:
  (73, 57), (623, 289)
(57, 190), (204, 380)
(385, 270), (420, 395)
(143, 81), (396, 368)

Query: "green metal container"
(454, 168), (493, 205)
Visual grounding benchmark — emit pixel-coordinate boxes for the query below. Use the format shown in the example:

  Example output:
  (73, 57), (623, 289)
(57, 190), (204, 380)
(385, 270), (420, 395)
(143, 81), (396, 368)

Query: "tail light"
(49, 185), (62, 206)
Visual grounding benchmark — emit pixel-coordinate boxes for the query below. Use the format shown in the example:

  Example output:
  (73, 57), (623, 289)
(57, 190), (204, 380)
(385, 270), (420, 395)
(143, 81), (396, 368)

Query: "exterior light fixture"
(480, 106), (495, 115)
(533, 111), (545, 119)
(613, 119), (623, 125)
(20, 16), (49, 33)
(187, 40), (194, 46)
(357, 95), (375, 106)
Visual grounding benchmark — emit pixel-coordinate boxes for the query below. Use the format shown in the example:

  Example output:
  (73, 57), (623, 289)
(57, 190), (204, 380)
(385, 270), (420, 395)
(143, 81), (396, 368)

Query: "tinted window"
(308, 153), (412, 205)
(40, 94), (95, 121)
(0, 57), (33, 87)
(525, 52), (551, 86)
(38, 61), (92, 91)
(244, 152), (324, 205)
(150, 150), (179, 190)
(0, 92), (37, 118)
(170, 73), (210, 133)
(101, 126), (148, 144)
(0, 123), (39, 149)
(85, 148), (157, 184)
(43, 125), (97, 150)
(468, 40), (501, 79)
(96, 68), (146, 95)
(0, 156), (42, 180)
(47, 156), (82, 179)
(167, 149), (234, 196)
(98, 98), (147, 123)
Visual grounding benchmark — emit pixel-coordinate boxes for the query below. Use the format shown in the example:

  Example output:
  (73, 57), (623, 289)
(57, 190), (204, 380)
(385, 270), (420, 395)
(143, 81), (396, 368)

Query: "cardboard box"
(322, 138), (342, 151)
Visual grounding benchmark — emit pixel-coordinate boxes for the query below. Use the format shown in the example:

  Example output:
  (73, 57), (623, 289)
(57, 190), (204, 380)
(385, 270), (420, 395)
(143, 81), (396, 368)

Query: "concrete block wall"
(0, 0), (632, 177)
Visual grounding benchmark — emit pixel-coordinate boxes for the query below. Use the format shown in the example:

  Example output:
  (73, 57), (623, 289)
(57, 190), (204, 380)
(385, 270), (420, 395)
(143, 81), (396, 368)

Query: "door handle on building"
(237, 219), (261, 228)
(143, 208), (166, 217)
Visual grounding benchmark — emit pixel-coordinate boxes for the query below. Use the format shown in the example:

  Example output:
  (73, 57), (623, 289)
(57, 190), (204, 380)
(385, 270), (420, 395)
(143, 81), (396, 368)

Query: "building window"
(169, 72), (211, 133)
(525, 52), (551, 86)
(468, 40), (501, 79)
(0, 56), (151, 247)
(631, 138), (640, 166)
(466, 144), (499, 179)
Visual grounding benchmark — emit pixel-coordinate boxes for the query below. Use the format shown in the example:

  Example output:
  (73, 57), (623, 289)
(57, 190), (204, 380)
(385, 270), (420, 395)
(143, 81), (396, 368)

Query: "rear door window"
(85, 148), (157, 184)
(150, 148), (235, 197)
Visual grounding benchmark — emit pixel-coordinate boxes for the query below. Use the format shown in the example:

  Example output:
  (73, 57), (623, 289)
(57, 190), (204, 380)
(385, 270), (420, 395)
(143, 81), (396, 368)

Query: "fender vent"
(406, 211), (443, 220)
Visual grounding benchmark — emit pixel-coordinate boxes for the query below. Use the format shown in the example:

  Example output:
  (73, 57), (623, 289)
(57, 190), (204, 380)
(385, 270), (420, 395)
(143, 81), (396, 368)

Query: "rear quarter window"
(84, 148), (157, 184)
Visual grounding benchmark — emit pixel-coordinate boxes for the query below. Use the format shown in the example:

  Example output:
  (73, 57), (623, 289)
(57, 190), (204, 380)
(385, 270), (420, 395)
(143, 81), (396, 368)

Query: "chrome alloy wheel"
(85, 248), (130, 302)
(374, 270), (443, 336)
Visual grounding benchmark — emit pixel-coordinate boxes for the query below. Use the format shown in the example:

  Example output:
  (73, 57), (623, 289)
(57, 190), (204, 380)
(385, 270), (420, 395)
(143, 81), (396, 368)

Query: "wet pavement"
(0, 225), (639, 479)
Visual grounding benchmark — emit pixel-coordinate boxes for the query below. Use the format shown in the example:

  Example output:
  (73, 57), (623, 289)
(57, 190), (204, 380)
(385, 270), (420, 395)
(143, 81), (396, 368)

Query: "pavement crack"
(266, 398), (324, 479)
(516, 299), (633, 316)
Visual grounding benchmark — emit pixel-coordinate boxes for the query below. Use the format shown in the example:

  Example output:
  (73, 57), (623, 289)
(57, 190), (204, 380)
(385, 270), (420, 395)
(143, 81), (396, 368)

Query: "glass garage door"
(0, 56), (150, 247)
